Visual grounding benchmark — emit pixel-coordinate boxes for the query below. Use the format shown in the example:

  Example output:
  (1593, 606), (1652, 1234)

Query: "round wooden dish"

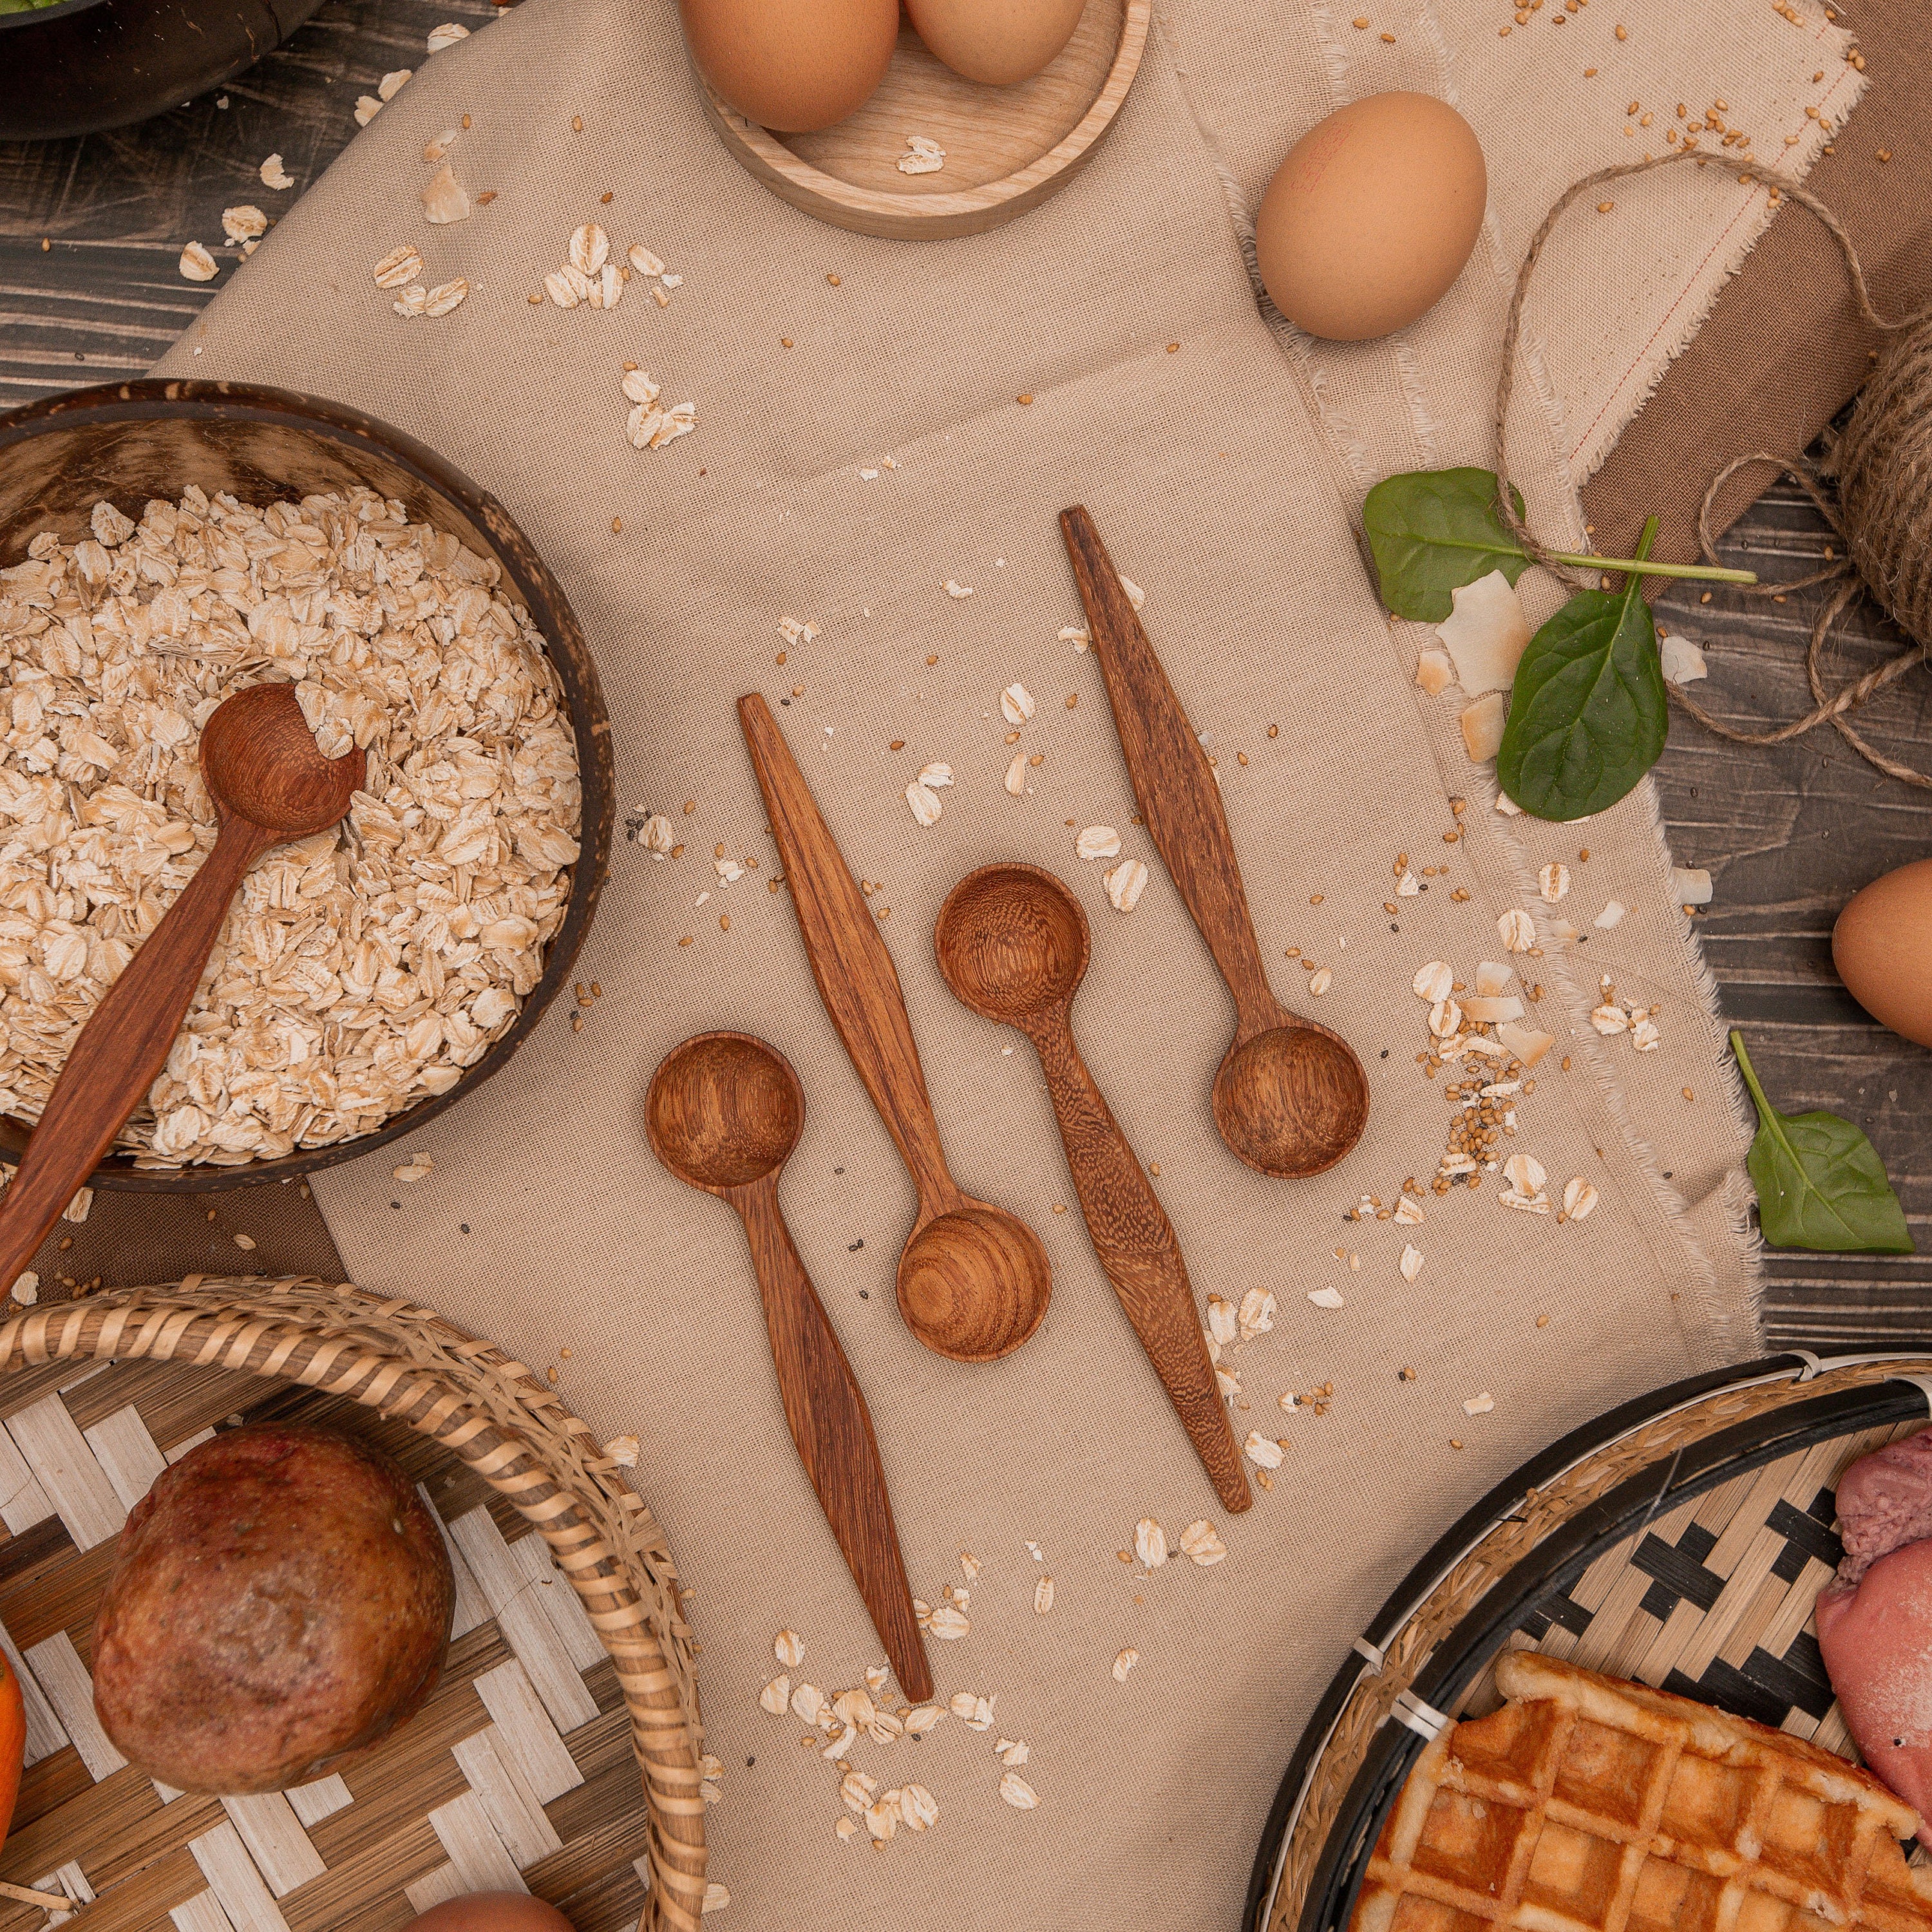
(0, 380), (614, 1192)
(696, 0), (1150, 240)
(1245, 1349), (1932, 1932)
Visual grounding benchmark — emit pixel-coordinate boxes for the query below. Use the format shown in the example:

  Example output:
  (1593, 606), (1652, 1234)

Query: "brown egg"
(1255, 93), (1487, 341)
(905, 0), (1087, 85)
(679, 0), (899, 133)
(1834, 858), (1932, 1047)
(404, 1895), (574, 1932)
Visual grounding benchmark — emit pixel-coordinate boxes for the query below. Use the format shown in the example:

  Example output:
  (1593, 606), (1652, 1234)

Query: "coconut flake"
(1594, 900), (1628, 929)
(1415, 648), (1455, 697)
(1436, 570), (1532, 694)
(1671, 866), (1713, 906)
(1459, 692), (1506, 763)
(421, 162), (471, 224)
(1660, 634), (1708, 684)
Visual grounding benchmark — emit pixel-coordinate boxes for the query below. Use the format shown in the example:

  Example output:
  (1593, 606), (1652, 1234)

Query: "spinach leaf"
(1732, 1031), (1913, 1253)
(1361, 469), (1533, 622)
(1360, 468), (1757, 621)
(1495, 520), (1667, 821)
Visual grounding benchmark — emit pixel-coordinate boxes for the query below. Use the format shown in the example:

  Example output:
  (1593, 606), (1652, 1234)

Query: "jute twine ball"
(1835, 319), (1932, 650)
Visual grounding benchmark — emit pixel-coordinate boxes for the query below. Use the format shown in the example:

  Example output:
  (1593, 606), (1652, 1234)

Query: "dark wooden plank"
(3, 9), (1929, 1356)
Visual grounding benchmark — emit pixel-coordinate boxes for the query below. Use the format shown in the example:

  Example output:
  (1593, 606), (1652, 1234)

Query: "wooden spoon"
(738, 693), (1052, 1363)
(934, 863), (1251, 1511)
(646, 1031), (932, 1702)
(1059, 506), (1370, 1179)
(0, 683), (364, 1293)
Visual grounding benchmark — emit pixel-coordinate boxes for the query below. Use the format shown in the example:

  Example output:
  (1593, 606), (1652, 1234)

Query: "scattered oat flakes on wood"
(258, 153), (294, 191)
(178, 242), (217, 282)
(896, 135), (946, 175)
(426, 20), (469, 50)
(221, 205), (268, 245)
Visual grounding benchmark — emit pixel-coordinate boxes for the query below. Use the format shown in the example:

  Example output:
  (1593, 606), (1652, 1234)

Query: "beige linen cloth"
(146, 0), (1850, 1922)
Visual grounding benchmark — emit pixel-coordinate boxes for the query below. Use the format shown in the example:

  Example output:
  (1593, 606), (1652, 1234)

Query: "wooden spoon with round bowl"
(738, 693), (1052, 1363)
(935, 862), (1251, 1511)
(0, 682), (364, 1294)
(1059, 506), (1370, 1178)
(646, 1030), (931, 1702)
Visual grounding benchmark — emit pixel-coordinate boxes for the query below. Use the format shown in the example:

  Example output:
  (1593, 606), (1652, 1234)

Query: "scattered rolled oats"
(1236, 1286), (1276, 1338)
(545, 269), (582, 308)
(790, 1682), (826, 1725)
(999, 1772), (1040, 1810)
(840, 1768), (878, 1813)
(916, 762), (954, 790)
(259, 153), (295, 191)
(1594, 899), (1628, 929)
(1631, 1017), (1660, 1051)
(1308, 966), (1332, 995)
(896, 134), (946, 175)
(1179, 1519), (1227, 1566)
(900, 1783), (940, 1830)
(1205, 1294), (1238, 1347)
(1498, 909), (1537, 952)
(759, 1675), (791, 1715)
(354, 96), (384, 127)
(1134, 1519), (1168, 1569)
(950, 1692), (996, 1730)
(178, 242), (218, 283)
(1413, 961), (1454, 1003)
(702, 1882), (730, 1913)
(1104, 858), (1148, 913)
(377, 66), (412, 100)
(1307, 1287), (1345, 1310)
(1539, 862), (1571, 903)
(925, 1604), (970, 1640)
(603, 1434), (640, 1466)
(903, 1704), (945, 1735)
(421, 163), (471, 225)
(1118, 573), (1145, 610)
(994, 1738), (1029, 1766)
(374, 244), (425, 287)
(1113, 1648), (1141, 1682)
(392, 283), (430, 318)
(1463, 1392), (1496, 1416)
(629, 242), (667, 277)
(1075, 826), (1121, 861)
(571, 223), (610, 274)
(1502, 1153), (1546, 1196)
(835, 1817), (858, 1842)
(774, 1629), (806, 1668)
(943, 580), (974, 600)
(1244, 1430), (1285, 1468)
(10, 1273), (36, 1306)
(392, 1153), (433, 1182)
(422, 277), (469, 316)
(905, 779), (943, 827)
(1399, 1243), (1425, 1282)
(1429, 998), (1463, 1039)
(222, 205), (268, 245)
(1034, 1575), (1054, 1614)
(1000, 682), (1035, 724)
(1590, 1003), (1630, 1035)
(1562, 1177), (1599, 1220)
(426, 19), (469, 49)
(1394, 1194), (1425, 1225)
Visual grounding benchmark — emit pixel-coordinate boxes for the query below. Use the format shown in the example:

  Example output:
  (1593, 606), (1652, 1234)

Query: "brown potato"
(92, 1423), (453, 1794)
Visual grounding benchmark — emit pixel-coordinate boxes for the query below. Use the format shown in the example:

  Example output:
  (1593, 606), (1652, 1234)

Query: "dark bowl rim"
(0, 377), (616, 1192)
(0, 0), (109, 32)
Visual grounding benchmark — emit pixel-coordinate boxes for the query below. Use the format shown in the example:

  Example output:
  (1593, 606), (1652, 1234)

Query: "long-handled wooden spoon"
(934, 863), (1251, 1511)
(0, 683), (364, 1292)
(646, 1031), (932, 1701)
(738, 693), (1052, 1363)
(1059, 506), (1370, 1179)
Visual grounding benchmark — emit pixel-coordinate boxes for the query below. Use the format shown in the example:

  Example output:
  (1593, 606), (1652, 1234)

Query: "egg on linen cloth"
(1254, 92), (1488, 342)
(679, 0), (899, 132)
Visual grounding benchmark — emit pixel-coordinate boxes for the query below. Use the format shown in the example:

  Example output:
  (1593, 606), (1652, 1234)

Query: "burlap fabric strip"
(121, 0), (1873, 1923)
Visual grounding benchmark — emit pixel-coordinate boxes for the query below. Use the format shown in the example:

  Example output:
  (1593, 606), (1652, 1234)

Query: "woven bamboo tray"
(1247, 1350), (1932, 1932)
(0, 1277), (706, 1932)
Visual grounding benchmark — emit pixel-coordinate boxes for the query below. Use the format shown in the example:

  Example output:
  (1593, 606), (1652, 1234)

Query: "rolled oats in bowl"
(0, 482), (581, 1168)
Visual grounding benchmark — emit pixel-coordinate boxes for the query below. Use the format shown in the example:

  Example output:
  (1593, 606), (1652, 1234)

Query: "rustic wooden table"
(3, 0), (1926, 1354)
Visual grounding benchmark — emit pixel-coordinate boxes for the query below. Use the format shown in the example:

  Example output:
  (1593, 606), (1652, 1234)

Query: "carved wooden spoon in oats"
(0, 683), (365, 1293)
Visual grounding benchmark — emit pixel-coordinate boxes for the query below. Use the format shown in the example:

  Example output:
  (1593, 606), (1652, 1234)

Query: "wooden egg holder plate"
(698, 0), (1150, 238)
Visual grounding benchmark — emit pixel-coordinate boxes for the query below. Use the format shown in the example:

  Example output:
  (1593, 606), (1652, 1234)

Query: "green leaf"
(1731, 1032), (1913, 1253)
(1495, 522), (1667, 822)
(1361, 469), (1532, 622)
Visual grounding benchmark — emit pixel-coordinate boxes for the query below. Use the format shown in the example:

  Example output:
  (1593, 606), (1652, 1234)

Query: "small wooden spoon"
(738, 693), (1052, 1363)
(0, 683), (364, 1293)
(646, 1032), (932, 1702)
(1059, 506), (1370, 1179)
(934, 864), (1251, 1511)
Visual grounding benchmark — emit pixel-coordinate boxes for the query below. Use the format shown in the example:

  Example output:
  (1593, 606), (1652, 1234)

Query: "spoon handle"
(1059, 506), (1287, 1042)
(737, 694), (960, 1214)
(734, 1177), (933, 1702)
(1029, 1016), (1252, 1511)
(0, 814), (274, 1294)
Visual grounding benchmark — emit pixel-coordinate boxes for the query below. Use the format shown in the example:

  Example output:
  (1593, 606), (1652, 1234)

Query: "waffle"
(1350, 1653), (1932, 1932)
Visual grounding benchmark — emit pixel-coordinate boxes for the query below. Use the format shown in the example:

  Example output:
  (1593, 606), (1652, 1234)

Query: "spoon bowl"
(200, 681), (366, 836)
(1212, 1023), (1372, 1180)
(647, 1032), (804, 1193)
(933, 864), (1088, 1023)
(896, 1204), (1053, 1363)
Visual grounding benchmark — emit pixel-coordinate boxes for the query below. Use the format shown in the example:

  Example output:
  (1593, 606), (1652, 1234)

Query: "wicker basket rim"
(1253, 1349), (1932, 1932)
(0, 1274), (706, 1932)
